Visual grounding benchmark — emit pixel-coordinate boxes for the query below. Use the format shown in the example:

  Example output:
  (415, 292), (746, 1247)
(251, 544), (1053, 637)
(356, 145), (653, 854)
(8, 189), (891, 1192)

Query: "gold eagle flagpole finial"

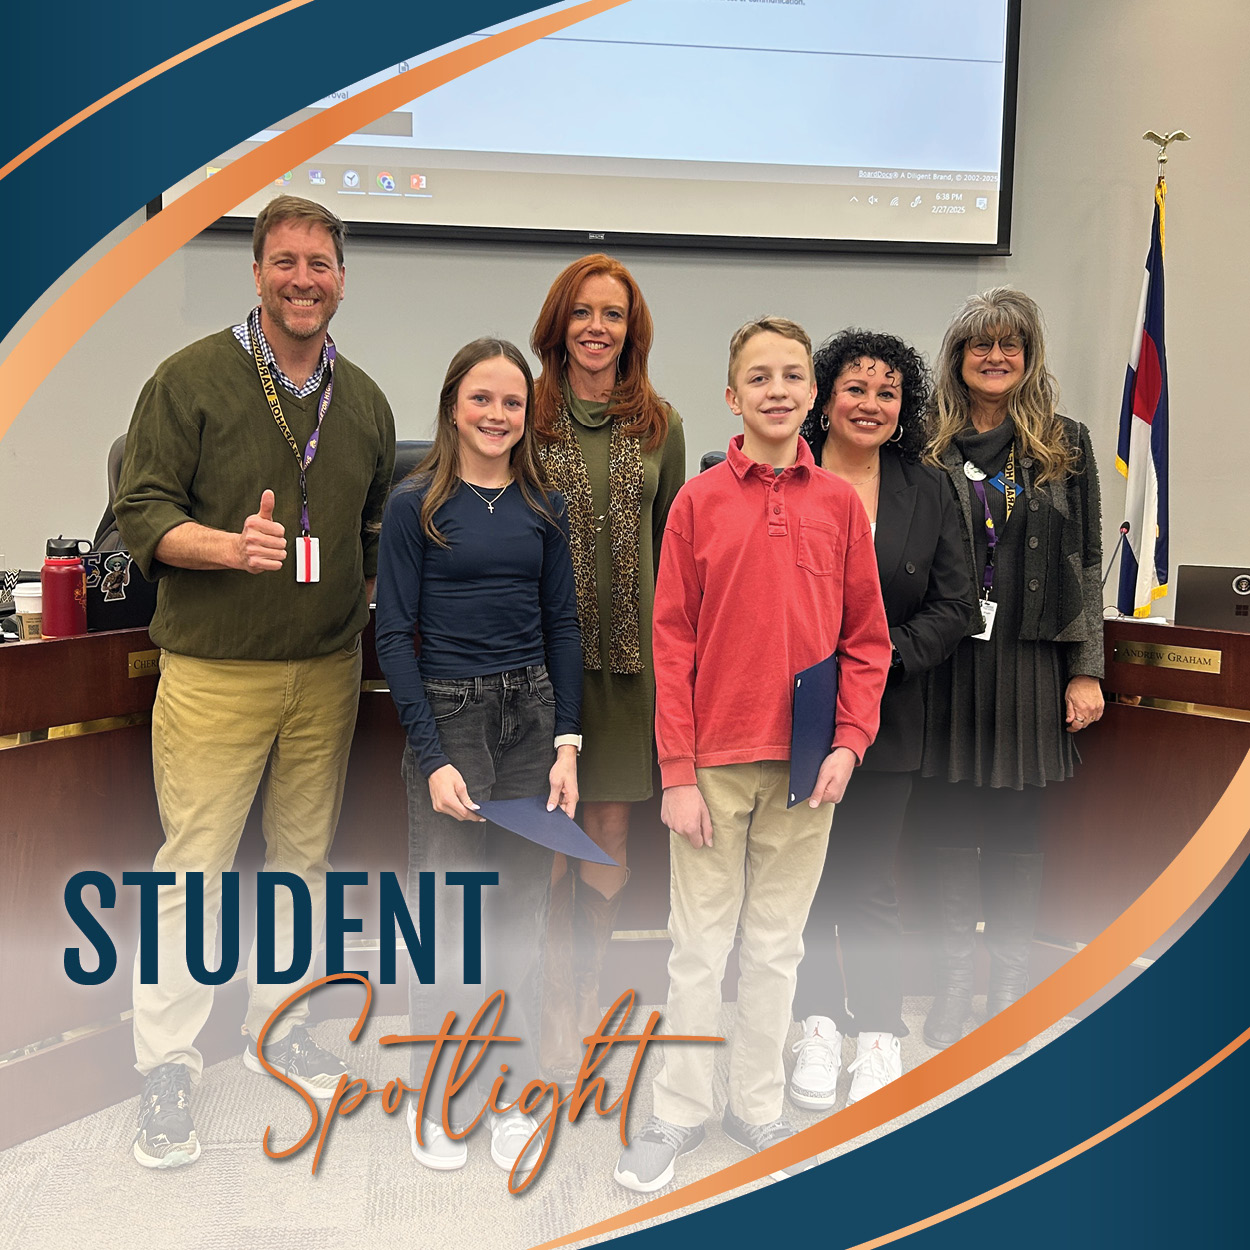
(1143, 129), (1190, 180)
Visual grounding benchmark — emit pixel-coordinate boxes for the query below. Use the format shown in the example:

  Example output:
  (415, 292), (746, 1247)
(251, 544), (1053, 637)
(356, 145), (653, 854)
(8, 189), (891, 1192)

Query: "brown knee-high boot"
(539, 867), (581, 1077)
(572, 873), (628, 1044)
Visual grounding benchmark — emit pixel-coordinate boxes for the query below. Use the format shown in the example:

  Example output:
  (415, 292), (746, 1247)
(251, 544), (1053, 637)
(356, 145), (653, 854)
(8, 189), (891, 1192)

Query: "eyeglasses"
(967, 335), (1025, 357)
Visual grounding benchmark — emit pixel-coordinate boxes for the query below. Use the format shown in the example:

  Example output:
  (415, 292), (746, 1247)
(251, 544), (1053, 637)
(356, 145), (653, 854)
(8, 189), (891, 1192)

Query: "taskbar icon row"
(206, 163), (433, 197)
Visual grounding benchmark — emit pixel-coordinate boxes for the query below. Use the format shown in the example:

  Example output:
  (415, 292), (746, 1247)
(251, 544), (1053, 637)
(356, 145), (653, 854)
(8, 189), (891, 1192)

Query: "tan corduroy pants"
(651, 761), (833, 1127)
(132, 643), (362, 1079)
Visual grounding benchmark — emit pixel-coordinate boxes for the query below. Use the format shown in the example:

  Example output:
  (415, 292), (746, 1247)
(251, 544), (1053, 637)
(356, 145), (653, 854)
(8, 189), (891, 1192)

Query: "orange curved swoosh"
(0, 1), (315, 184)
(0, 0), (629, 443)
(845, 1021), (1250, 1249)
(534, 749), (1250, 1248)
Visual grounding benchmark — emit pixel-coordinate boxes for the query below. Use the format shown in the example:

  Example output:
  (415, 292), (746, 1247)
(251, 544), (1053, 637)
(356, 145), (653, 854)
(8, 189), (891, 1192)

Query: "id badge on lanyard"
(295, 535), (321, 584)
(966, 445), (1015, 641)
(250, 311), (334, 584)
(971, 598), (997, 641)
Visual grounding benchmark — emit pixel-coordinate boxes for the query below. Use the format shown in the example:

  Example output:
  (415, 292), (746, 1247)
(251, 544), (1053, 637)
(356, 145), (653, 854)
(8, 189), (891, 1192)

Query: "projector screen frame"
(152, 0), (1021, 259)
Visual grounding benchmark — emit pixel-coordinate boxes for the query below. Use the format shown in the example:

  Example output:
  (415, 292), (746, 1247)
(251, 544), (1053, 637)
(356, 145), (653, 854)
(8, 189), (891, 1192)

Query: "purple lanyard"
(972, 478), (999, 595)
(970, 446), (1015, 596)
(249, 309), (335, 536)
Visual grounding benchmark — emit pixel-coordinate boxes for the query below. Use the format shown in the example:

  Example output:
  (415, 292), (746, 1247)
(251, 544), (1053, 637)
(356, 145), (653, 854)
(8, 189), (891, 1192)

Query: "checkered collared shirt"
(233, 307), (329, 398)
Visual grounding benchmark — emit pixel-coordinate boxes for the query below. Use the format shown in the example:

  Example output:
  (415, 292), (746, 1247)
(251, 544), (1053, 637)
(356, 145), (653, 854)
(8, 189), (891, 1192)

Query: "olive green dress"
(555, 395), (686, 801)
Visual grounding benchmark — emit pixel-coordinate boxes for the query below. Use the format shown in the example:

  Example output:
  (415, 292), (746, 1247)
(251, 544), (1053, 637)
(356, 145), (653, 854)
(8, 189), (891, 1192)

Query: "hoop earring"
(889, 424), (903, 443)
(820, 411), (830, 432)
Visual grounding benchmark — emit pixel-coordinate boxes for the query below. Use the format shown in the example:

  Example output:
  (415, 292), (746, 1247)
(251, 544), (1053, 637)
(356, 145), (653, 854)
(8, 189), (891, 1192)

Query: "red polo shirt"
(654, 435), (891, 788)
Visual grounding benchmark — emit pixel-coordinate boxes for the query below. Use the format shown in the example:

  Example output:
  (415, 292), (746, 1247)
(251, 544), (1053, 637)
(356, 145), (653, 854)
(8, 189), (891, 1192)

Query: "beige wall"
(3, 0), (1246, 606)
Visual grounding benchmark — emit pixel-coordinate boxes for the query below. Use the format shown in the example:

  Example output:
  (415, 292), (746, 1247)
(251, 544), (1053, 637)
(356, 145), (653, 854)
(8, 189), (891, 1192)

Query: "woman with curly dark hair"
(789, 329), (973, 1109)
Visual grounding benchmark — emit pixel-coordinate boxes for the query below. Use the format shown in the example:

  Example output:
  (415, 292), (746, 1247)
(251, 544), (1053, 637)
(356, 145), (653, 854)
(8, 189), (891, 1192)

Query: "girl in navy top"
(375, 338), (581, 1179)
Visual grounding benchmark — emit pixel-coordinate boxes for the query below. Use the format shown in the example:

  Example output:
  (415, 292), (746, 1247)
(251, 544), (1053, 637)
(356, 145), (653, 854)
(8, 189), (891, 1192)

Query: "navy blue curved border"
(0, 1), (548, 343)
(616, 841), (1250, 1249)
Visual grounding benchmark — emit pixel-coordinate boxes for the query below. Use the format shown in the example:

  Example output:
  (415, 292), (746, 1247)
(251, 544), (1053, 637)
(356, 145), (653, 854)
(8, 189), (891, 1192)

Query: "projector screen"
(160, 0), (1020, 256)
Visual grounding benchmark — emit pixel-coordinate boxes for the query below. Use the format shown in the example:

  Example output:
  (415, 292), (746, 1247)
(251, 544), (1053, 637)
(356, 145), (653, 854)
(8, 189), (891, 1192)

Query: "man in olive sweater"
(114, 195), (395, 1169)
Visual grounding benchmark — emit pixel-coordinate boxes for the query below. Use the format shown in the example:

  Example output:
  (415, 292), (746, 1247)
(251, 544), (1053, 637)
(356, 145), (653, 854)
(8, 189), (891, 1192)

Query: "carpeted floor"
(0, 998), (1075, 1250)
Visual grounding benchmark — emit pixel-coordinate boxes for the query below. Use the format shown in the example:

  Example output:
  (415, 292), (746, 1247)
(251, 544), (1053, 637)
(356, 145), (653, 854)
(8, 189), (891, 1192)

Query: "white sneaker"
(489, 1107), (544, 1174)
(846, 1031), (903, 1104)
(405, 1099), (468, 1170)
(788, 1015), (842, 1109)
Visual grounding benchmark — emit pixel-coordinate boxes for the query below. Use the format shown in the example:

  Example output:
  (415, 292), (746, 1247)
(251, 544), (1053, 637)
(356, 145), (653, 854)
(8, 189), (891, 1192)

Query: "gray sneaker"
(614, 1116), (705, 1192)
(722, 1107), (816, 1180)
(133, 1063), (200, 1169)
(405, 1099), (468, 1171)
(243, 1024), (346, 1101)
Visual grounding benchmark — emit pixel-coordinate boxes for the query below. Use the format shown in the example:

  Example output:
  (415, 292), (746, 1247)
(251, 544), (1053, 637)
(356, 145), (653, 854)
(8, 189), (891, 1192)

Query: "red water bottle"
(41, 537), (91, 637)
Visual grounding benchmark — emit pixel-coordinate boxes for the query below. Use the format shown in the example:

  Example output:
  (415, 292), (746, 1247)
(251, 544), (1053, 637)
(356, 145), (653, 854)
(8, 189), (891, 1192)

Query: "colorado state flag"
(1116, 178), (1170, 616)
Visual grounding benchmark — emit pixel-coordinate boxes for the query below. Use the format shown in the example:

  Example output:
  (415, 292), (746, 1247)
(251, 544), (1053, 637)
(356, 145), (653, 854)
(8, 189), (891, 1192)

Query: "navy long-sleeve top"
(374, 477), (582, 777)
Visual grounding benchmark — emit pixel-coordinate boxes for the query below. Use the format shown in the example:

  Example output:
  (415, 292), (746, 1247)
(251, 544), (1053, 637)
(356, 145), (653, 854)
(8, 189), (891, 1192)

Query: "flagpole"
(1112, 130), (1188, 619)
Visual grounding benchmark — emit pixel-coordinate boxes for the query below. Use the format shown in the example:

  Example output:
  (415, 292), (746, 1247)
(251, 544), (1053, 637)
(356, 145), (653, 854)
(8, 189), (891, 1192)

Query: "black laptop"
(1173, 565), (1250, 634)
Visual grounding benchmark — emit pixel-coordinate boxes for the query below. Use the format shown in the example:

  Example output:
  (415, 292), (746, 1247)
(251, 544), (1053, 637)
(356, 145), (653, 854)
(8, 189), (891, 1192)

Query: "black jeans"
(402, 666), (556, 1127)
(794, 769), (914, 1036)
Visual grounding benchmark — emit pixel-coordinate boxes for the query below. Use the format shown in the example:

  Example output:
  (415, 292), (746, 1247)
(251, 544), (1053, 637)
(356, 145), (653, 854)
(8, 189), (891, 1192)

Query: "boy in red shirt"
(615, 317), (891, 1191)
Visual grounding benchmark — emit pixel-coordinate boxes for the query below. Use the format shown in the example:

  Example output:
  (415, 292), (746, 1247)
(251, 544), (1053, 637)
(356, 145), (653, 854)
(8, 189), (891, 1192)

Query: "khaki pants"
(652, 761), (832, 1127)
(132, 644), (362, 1079)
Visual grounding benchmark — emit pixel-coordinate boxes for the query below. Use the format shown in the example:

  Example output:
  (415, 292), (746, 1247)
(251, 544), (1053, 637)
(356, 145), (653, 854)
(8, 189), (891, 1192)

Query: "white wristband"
(554, 734), (583, 754)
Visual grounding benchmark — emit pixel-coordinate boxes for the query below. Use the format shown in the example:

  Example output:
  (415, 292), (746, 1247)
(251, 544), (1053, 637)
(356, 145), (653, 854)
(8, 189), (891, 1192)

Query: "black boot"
(923, 847), (980, 1050)
(981, 851), (1044, 1018)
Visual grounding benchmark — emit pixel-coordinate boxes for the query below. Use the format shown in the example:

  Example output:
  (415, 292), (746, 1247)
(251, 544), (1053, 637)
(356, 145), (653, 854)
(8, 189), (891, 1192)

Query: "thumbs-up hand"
(238, 489), (287, 572)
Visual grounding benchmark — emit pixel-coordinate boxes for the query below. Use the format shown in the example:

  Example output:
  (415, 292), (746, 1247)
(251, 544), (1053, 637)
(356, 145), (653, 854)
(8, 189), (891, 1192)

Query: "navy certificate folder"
(787, 652), (839, 808)
(475, 797), (618, 864)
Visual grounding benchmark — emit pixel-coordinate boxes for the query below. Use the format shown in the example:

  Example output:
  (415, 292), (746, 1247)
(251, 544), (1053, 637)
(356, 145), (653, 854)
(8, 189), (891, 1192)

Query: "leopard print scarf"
(540, 398), (643, 674)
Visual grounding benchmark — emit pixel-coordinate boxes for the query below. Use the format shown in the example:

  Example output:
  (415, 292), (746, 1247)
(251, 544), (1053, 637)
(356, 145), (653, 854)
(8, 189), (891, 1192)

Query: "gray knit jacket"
(936, 415), (1105, 680)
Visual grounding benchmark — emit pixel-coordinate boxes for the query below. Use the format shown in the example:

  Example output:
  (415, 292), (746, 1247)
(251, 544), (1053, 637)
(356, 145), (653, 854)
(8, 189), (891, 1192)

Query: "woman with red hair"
(530, 255), (685, 1075)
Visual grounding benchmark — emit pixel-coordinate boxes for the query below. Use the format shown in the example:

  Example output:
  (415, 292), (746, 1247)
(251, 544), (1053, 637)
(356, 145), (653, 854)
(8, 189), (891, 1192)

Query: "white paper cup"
(13, 584), (42, 614)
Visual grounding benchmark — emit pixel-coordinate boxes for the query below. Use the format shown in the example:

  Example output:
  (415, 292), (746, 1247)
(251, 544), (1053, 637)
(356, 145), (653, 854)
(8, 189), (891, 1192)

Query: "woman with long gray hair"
(918, 288), (1104, 1050)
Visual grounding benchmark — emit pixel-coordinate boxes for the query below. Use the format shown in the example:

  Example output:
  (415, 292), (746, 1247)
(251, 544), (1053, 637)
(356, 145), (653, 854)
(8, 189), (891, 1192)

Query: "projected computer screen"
(161, 0), (1020, 255)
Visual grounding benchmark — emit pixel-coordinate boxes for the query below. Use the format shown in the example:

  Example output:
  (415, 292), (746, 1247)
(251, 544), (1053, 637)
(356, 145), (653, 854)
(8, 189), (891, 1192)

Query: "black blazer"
(862, 449), (974, 771)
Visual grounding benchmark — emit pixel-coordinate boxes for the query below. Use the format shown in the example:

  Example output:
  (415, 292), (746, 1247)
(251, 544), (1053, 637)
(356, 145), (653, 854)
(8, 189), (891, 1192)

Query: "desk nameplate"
(1112, 641), (1222, 674)
(127, 649), (160, 679)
